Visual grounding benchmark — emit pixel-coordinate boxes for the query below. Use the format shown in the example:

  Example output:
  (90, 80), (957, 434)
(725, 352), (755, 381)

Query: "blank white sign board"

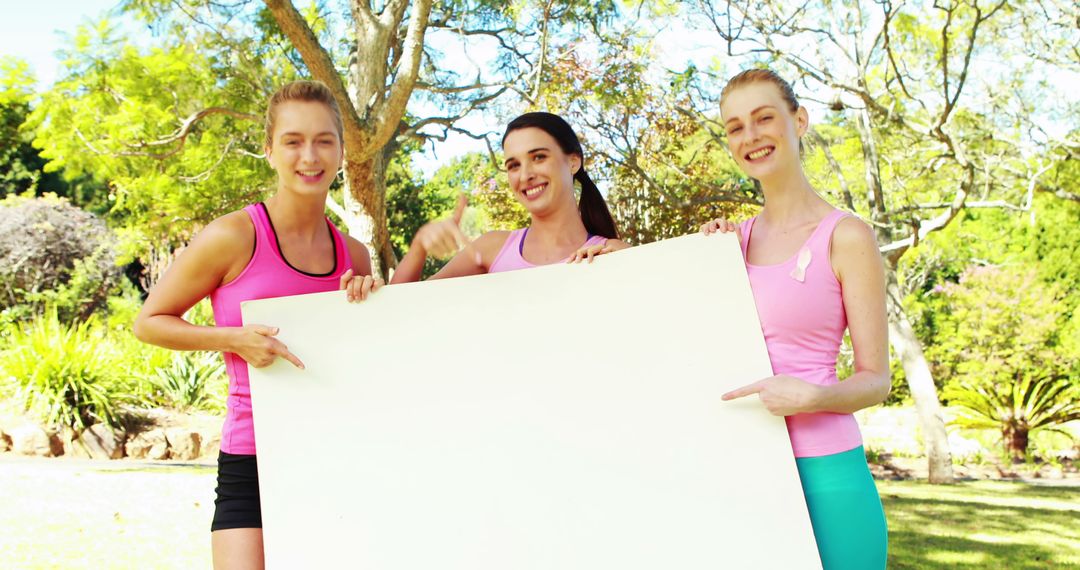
(243, 233), (821, 569)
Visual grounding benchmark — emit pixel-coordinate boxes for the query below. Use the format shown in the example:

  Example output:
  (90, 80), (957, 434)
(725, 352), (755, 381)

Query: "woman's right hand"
(230, 324), (304, 369)
(700, 218), (738, 235)
(414, 194), (469, 259)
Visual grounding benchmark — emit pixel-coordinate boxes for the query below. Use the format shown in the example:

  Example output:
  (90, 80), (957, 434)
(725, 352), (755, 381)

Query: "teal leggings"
(795, 446), (888, 570)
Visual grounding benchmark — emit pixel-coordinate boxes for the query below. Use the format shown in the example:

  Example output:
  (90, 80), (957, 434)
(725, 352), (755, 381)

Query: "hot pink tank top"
(488, 228), (607, 273)
(210, 203), (352, 455)
(739, 209), (863, 458)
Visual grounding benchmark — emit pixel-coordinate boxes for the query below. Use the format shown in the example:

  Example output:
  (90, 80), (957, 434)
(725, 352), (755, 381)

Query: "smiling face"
(265, 100), (343, 196)
(502, 126), (581, 214)
(720, 81), (808, 182)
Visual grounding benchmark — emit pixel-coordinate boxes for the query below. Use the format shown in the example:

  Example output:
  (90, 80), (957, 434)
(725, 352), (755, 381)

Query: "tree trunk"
(342, 148), (397, 280)
(851, 96), (955, 484)
(1004, 424), (1028, 464)
(886, 274), (955, 484)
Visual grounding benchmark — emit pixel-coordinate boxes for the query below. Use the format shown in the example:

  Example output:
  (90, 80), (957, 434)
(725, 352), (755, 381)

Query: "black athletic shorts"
(211, 451), (262, 531)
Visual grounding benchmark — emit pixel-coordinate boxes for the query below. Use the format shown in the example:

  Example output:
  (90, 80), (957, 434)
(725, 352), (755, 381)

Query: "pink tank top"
(488, 228), (607, 273)
(210, 203), (352, 455)
(739, 209), (863, 458)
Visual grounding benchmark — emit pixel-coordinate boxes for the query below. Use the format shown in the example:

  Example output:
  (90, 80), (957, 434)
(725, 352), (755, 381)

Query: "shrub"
(0, 308), (127, 429)
(149, 351), (227, 413)
(0, 193), (121, 321)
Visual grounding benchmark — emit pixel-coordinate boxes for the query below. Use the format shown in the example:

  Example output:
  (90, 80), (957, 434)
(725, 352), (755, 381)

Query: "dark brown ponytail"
(574, 169), (618, 239)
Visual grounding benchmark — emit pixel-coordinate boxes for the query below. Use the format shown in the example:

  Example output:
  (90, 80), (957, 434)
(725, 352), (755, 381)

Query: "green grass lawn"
(880, 479), (1080, 569)
(1, 457), (1077, 568)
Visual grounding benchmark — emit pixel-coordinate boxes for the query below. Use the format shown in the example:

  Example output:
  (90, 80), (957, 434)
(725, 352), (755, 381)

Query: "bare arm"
(721, 217), (889, 416)
(812, 216), (891, 413)
(132, 211), (303, 368)
(392, 230), (508, 284)
(390, 194), (472, 284)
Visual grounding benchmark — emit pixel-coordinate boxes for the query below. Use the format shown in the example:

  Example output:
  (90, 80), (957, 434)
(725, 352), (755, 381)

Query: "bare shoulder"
(830, 215), (883, 280)
(832, 215), (878, 254)
(177, 209), (256, 286)
(190, 210), (255, 255)
(474, 230), (512, 258)
(146, 209), (255, 302)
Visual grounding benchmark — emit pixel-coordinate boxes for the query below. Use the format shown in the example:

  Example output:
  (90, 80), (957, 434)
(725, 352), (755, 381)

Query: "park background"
(1, 0), (1077, 568)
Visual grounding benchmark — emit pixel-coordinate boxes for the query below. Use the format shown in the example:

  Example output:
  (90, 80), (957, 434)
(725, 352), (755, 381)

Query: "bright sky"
(1, 0), (126, 88)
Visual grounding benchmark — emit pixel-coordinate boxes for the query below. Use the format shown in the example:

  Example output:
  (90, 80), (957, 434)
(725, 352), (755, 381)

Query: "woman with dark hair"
(381, 111), (628, 285)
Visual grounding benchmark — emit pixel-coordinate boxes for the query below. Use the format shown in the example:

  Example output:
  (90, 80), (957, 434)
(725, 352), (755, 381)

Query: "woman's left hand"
(567, 238), (630, 264)
(721, 374), (823, 416)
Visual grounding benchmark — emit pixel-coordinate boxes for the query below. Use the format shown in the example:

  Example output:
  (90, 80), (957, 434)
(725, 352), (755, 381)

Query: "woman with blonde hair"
(134, 80), (380, 569)
(702, 68), (890, 569)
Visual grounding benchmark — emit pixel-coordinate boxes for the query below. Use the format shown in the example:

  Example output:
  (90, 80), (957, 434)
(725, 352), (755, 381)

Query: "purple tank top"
(210, 203), (352, 455)
(488, 228), (607, 273)
(739, 209), (863, 458)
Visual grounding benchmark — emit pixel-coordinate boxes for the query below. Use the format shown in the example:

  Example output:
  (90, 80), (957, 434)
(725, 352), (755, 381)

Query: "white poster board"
(243, 233), (821, 569)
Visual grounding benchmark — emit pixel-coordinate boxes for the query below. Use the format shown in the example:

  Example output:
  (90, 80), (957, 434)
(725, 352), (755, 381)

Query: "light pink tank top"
(210, 203), (352, 455)
(488, 228), (607, 273)
(739, 209), (863, 458)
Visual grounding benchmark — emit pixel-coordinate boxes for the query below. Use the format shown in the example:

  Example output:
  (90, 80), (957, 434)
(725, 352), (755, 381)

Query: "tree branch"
(128, 107), (259, 149)
(370, 0), (433, 149)
(807, 128), (856, 211)
(264, 0), (366, 154)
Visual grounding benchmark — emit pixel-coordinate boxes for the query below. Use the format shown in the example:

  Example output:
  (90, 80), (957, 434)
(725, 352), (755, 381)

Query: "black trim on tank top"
(518, 227), (595, 257)
(258, 202), (338, 277)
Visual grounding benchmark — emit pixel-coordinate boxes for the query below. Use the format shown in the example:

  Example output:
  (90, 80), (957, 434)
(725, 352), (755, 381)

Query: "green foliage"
(931, 266), (1064, 386)
(147, 351), (226, 413)
(0, 309), (126, 429)
(0, 57), (107, 209)
(0, 58), (46, 196)
(386, 141), (456, 258)
(28, 15), (292, 257)
(434, 153), (526, 232)
(895, 194), (1080, 415)
(0, 194), (122, 322)
(927, 264), (1077, 458)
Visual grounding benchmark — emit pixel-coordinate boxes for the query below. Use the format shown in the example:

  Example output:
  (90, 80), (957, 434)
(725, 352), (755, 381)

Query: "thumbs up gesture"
(413, 193), (470, 259)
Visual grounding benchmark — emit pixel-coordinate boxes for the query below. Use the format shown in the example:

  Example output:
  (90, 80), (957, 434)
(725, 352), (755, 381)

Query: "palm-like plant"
(945, 374), (1080, 462)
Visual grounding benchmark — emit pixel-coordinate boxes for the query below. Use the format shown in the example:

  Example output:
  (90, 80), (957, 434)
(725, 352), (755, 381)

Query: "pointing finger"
(276, 344), (305, 370)
(722, 379), (766, 401)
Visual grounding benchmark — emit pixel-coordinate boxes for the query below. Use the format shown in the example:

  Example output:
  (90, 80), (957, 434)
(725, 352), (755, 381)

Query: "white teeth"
(298, 170), (322, 177)
(748, 148), (773, 160)
(524, 184), (546, 197)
